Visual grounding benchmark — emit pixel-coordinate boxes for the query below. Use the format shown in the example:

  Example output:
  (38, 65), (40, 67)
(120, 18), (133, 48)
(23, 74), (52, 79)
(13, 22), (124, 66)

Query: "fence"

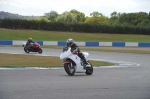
(0, 40), (150, 47)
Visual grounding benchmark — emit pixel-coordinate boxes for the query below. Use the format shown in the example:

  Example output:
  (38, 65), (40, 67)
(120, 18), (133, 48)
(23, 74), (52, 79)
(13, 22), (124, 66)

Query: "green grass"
(0, 28), (150, 42)
(0, 53), (114, 68)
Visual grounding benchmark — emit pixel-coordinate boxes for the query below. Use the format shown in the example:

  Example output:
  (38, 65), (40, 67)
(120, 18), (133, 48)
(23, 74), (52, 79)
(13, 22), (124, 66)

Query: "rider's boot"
(83, 58), (88, 69)
(83, 60), (92, 69)
(28, 46), (31, 50)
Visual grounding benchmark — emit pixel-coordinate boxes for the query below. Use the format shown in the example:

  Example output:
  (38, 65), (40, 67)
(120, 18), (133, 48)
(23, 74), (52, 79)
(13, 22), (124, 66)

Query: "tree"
(44, 11), (59, 22)
(90, 11), (103, 17)
(84, 16), (108, 24)
(36, 16), (50, 22)
(117, 12), (149, 26)
(110, 11), (119, 18)
(56, 11), (77, 23)
(137, 19), (150, 27)
(69, 9), (85, 23)
(108, 11), (120, 25)
(134, 12), (148, 25)
(85, 12), (108, 24)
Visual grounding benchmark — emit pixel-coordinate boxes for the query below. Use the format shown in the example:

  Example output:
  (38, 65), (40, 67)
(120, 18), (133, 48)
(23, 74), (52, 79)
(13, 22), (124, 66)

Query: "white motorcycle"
(60, 47), (93, 76)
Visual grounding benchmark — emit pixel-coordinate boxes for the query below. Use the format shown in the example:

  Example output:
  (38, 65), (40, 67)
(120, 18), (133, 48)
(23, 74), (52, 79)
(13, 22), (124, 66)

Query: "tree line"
(0, 10), (150, 35)
(0, 11), (40, 20)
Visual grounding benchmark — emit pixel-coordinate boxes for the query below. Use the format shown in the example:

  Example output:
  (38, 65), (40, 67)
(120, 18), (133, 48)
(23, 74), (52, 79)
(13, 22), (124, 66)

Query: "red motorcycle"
(23, 42), (42, 54)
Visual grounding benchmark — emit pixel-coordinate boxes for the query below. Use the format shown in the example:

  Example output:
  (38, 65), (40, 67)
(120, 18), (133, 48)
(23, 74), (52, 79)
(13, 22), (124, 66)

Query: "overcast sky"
(0, 0), (150, 17)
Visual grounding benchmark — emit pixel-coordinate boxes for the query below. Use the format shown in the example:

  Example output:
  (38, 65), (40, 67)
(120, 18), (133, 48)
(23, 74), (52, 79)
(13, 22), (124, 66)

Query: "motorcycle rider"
(26, 37), (34, 50)
(66, 38), (88, 69)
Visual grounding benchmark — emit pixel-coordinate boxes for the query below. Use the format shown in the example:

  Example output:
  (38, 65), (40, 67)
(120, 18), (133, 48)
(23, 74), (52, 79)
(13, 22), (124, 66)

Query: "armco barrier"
(0, 40), (150, 47)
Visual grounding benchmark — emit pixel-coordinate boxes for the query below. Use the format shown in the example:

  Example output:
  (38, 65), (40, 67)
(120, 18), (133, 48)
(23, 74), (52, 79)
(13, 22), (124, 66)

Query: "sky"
(0, 0), (150, 17)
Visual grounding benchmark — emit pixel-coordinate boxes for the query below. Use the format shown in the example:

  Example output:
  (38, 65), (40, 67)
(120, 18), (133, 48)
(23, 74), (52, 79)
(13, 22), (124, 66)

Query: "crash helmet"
(66, 38), (74, 47)
(28, 37), (33, 42)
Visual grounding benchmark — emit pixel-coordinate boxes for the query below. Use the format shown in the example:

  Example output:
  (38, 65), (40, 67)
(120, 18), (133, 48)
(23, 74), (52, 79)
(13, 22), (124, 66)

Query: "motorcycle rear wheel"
(24, 47), (30, 53)
(64, 63), (75, 76)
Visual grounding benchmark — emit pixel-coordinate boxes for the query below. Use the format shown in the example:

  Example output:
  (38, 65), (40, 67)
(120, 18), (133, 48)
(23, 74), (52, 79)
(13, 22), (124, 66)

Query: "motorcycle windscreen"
(82, 52), (89, 58)
(60, 50), (72, 59)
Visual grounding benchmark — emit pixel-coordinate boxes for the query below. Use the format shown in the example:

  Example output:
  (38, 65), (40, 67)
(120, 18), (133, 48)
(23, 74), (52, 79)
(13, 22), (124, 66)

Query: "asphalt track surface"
(0, 47), (150, 99)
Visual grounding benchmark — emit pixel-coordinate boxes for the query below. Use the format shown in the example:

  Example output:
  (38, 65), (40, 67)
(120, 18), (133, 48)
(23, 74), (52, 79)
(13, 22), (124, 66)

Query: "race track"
(0, 46), (150, 99)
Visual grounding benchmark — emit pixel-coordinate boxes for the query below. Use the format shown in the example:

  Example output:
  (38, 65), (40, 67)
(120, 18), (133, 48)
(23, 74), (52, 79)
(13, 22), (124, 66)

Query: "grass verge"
(0, 53), (114, 68)
(1, 28), (150, 42)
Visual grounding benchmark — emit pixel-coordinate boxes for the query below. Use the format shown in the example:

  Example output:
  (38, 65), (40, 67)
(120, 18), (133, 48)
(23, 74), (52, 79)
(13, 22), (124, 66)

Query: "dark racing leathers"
(68, 43), (88, 67)
(25, 40), (34, 50)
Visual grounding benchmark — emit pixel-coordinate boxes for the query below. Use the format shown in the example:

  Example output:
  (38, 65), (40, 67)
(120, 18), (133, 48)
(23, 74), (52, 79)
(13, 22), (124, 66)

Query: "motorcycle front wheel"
(64, 63), (75, 76)
(85, 62), (93, 75)
(38, 48), (42, 54)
